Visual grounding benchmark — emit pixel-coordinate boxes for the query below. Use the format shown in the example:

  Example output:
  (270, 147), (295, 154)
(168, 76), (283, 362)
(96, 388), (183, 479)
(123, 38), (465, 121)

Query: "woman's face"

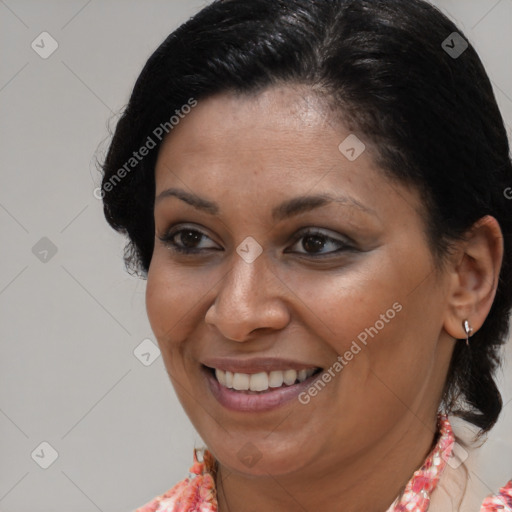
(146, 85), (455, 477)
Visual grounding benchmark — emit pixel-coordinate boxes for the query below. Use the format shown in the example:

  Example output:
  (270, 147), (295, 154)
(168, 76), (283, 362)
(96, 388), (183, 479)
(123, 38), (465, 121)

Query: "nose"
(204, 251), (290, 342)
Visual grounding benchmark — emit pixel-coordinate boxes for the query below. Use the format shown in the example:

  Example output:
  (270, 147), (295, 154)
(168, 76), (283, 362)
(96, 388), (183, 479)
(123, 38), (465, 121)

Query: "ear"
(443, 215), (504, 340)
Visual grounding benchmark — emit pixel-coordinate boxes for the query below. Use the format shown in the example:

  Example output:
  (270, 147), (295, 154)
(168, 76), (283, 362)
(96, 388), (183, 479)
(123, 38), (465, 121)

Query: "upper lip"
(202, 357), (322, 374)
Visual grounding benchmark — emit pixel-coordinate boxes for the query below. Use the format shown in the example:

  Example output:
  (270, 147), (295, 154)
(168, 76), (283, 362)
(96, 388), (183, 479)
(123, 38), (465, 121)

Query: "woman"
(99, 0), (512, 510)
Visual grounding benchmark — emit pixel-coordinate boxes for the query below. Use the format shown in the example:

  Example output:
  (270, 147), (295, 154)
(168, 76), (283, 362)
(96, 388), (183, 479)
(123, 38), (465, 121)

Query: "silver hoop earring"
(463, 319), (473, 347)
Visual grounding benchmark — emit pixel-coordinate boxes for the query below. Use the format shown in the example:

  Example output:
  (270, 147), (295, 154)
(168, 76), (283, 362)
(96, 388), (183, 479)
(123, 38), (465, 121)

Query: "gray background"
(0, 1), (511, 511)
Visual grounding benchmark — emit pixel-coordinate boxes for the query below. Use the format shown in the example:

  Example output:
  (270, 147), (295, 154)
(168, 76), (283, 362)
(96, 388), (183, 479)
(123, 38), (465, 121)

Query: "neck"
(215, 412), (439, 512)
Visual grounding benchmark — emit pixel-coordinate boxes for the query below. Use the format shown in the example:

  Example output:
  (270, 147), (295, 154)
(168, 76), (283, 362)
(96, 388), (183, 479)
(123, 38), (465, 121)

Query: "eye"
(158, 225), (353, 257)
(158, 226), (220, 254)
(286, 228), (353, 257)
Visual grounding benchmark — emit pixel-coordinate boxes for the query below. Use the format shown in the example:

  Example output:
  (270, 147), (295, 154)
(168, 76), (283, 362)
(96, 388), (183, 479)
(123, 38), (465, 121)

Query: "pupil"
(303, 235), (324, 253)
(182, 230), (201, 248)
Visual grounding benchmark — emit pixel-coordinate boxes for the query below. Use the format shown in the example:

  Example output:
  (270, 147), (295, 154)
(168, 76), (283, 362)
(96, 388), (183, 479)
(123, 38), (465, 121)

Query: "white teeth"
(213, 367), (318, 392)
(215, 369), (226, 386)
(297, 369), (308, 382)
(268, 370), (284, 388)
(232, 372), (250, 390)
(249, 372), (268, 391)
(283, 369), (298, 385)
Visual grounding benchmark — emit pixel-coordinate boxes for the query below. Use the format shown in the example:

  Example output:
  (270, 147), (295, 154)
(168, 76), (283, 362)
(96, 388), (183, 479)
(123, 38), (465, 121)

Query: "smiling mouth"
(204, 365), (323, 394)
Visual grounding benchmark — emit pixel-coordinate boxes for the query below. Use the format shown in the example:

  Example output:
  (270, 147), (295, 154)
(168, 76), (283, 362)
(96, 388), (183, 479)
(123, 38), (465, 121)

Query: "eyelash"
(157, 226), (353, 258)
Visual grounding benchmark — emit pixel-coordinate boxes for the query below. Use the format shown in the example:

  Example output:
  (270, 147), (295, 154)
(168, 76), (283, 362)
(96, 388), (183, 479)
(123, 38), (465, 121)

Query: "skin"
(145, 85), (503, 512)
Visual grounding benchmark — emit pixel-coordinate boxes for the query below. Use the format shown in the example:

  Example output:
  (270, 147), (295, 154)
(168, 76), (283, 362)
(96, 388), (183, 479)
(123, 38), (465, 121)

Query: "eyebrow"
(155, 187), (377, 221)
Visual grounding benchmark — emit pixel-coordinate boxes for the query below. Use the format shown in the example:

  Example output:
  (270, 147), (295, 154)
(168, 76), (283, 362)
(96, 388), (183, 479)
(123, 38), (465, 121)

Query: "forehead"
(158, 86), (334, 159)
(156, 86), (364, 183)
(153, 85), (424, 224)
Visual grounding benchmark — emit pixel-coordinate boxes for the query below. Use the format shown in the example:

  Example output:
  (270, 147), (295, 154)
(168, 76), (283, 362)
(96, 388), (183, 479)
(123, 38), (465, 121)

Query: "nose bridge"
(220, 248), (270, 315)
(205, 246), (289, 341)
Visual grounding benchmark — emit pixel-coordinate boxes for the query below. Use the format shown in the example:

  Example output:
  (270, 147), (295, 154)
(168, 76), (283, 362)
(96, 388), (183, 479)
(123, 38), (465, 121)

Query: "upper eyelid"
(289, 227), (349, 242)
(162, 224), (220, 245)
(286, 229), (351, 252)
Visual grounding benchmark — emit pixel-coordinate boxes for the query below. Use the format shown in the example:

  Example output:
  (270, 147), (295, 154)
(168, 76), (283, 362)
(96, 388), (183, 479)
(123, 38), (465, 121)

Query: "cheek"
(145, 254), (209, 342)
(326, 276), (443, 422)
(280, 249), (438, 386)
(277, 256), (405, 351)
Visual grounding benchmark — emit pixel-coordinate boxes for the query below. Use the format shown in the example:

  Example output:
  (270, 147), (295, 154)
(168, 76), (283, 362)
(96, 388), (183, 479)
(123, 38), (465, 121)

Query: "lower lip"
(203, 367), (322, 412)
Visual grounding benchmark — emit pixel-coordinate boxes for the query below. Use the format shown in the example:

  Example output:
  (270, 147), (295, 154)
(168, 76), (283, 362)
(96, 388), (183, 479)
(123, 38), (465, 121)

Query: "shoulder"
(480, 479), (512, 511)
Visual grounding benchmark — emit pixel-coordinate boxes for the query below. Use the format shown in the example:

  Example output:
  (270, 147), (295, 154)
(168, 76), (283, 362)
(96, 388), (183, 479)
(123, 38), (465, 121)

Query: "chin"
(210, 438), (314, 477)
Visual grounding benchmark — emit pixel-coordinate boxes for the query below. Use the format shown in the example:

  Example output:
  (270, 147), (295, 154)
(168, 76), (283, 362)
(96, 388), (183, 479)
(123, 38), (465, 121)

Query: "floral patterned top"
(134, 415), (512, 512)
